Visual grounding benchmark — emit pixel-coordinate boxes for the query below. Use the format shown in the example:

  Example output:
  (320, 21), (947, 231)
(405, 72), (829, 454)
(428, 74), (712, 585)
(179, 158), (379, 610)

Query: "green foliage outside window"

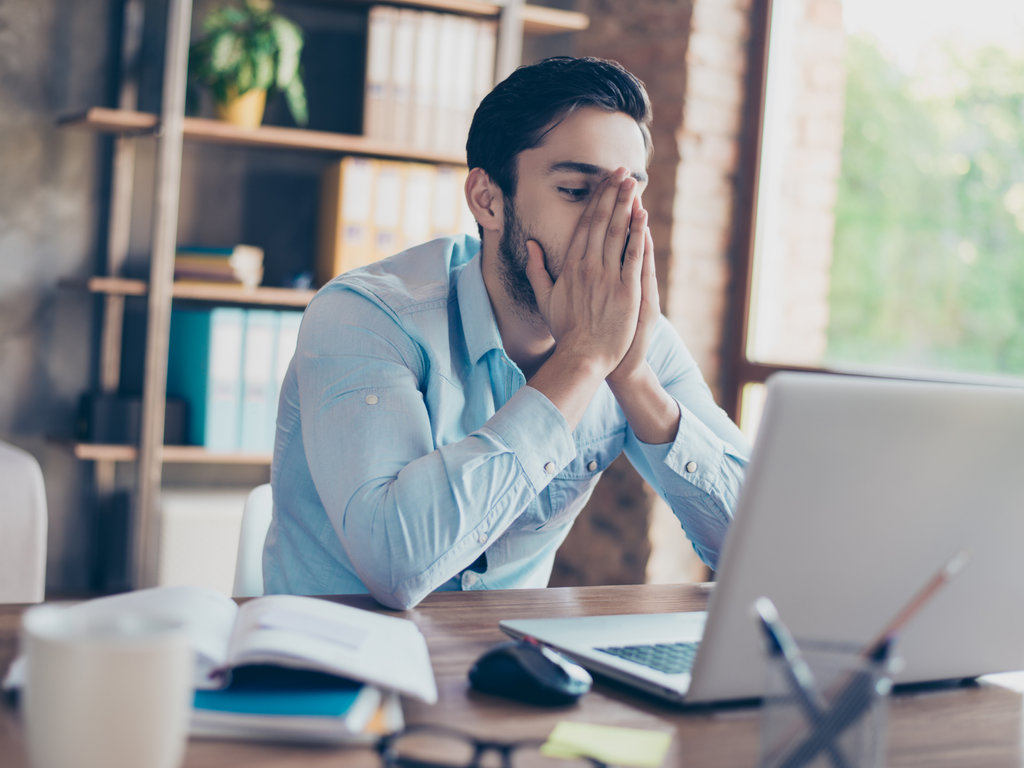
(827, 35), (1024, 376)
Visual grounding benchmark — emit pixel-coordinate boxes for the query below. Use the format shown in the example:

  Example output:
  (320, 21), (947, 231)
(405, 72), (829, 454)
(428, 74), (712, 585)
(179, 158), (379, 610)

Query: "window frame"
(724, 0), (1023, 426)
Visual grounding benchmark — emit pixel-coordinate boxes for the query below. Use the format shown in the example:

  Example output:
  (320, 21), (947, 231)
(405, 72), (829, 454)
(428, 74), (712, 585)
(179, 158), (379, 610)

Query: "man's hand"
(604, 213), (681, 445)
(524, 168), (648, 379)
(607, 201), (659, 388)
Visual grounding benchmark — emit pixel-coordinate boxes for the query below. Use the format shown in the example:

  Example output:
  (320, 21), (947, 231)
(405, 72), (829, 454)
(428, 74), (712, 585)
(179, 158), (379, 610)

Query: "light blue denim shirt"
(264, 235), (750, 609)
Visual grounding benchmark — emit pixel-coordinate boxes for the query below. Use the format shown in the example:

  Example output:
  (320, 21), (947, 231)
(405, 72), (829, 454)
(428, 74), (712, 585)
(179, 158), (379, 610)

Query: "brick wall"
(671, 0), (753, 394)
(551, 0), (756, 586)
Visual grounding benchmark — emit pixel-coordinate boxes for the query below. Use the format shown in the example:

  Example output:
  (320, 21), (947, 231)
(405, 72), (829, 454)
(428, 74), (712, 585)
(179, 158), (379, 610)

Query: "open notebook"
(502, 372), (1024, 704)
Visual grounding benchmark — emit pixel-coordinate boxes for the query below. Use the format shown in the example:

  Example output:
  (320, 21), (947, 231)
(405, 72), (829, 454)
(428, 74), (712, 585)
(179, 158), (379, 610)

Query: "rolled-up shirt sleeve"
(623, 317), (751, 569)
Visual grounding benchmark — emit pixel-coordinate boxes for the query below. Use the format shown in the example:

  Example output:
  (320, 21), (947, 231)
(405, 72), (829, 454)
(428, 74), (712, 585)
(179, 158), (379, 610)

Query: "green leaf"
(252, 53), (275, 90)
(210, 31), (243, 74)
(284, 78), (308, 126)
(269, 15), (303, 89)
(205, 6), (247, 33)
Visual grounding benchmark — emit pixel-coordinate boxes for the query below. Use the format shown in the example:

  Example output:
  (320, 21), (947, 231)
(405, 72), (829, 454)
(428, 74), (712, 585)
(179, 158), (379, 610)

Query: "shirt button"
(477, 531), (488, 545)
(463, 572), (479, 588)
(364, 394), (379, 405)
(587, 460), (598, 472)
(685, 461), (698, 473)
(543, 461), (557, 475)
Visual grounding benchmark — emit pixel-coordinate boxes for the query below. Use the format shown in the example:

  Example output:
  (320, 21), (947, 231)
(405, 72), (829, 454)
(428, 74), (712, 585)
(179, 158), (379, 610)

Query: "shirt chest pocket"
(536, 430), (626, 531)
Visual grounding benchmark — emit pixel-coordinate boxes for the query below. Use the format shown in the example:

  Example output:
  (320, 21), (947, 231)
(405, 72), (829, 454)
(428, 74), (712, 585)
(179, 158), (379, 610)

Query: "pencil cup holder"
(758, 640), (894, 768)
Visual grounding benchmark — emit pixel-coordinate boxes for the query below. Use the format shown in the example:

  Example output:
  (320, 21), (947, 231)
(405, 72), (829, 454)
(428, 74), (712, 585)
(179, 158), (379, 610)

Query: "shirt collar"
(457, 251), (505, 365)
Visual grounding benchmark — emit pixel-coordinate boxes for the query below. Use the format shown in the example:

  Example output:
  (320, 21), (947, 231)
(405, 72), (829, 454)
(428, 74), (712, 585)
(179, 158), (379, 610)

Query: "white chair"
(232, 483), (273, 597)
(0, 441), (47, 603)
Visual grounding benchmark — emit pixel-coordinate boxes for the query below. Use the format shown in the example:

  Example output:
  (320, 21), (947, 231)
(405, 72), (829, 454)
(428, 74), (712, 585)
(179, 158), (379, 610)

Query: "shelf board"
(74, 443), (272, 465)
(412, 0), (590, 34)
(61, 109), (468, 164)
(520, 3), (589, 34)
(171, 281), (316, 306)
(79, 276), (316, 307)
(309, 0), (589, 34)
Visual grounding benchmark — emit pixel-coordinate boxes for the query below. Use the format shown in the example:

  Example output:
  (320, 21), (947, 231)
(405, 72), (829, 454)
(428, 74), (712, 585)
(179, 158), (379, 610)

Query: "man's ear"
(464, 167), (504, 233)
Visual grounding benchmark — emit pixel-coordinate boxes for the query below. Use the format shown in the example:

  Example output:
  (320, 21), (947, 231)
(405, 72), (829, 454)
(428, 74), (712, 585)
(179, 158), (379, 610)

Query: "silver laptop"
(501, 372), (1024, 705)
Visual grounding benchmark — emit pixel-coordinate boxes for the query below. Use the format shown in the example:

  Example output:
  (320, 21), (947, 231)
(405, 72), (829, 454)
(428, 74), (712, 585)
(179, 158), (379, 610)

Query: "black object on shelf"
(76, 392), (188, 445)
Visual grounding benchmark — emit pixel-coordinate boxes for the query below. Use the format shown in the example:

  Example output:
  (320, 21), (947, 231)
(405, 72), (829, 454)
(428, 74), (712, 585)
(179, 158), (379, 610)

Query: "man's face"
(496, 105), (649, 317)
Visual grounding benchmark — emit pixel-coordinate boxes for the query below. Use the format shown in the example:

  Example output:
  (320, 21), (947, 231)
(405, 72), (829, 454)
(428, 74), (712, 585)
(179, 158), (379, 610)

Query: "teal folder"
(168, 307), (246, 452)
(238, 309), (280, 454)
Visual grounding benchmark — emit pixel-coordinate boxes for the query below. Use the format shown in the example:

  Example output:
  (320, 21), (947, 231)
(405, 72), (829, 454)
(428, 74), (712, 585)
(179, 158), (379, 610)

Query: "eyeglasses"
(377, 724), (609, 768)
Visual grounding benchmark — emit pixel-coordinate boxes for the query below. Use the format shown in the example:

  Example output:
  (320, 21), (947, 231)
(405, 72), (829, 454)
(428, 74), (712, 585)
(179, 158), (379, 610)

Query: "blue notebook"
(191, 666), (388, 744)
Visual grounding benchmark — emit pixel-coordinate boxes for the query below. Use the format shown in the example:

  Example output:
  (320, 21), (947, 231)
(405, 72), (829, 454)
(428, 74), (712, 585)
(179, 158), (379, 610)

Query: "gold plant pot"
(215, 88), (267, 129)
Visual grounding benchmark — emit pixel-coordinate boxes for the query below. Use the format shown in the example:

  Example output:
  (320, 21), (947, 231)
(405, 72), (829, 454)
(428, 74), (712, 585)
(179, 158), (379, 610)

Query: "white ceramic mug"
(20, 603), (193, 768)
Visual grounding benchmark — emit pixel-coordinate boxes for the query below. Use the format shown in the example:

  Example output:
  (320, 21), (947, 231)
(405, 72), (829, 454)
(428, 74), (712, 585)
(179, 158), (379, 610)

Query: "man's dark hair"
(466, 56), (653, 198)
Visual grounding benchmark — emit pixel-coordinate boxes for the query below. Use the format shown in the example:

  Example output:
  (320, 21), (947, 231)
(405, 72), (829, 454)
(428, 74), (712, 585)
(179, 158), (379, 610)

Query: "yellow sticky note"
(541, 721), (672, 768)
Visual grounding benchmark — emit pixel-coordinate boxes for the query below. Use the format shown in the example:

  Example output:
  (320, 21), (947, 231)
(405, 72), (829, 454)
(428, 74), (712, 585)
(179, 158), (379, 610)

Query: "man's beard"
(497, 196), (546, 319)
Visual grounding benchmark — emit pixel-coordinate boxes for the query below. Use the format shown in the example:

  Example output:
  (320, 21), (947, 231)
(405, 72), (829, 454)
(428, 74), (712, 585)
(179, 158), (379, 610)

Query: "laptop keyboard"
(597, 641), (700, 675)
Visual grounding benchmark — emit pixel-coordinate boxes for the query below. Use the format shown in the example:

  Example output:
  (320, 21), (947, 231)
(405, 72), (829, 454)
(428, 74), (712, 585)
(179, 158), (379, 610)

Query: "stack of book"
(317, 156), (478, 285)
(362, 5), (497, 156)
(167, 307), (303, 454)
(192, 673), (404, 745)
(174, 245), (265, 290)
(3, 586), (436, 745)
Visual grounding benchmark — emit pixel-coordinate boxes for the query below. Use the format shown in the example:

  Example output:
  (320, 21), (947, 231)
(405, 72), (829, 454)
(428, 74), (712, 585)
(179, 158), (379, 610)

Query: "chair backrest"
(232, 483), (273, 597)
(0, 441), (47, 603)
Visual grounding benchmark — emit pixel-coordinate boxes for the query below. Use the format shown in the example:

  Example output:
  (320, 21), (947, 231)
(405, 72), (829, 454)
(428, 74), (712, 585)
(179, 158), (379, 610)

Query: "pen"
(753, 597), (852, 768)
(861, 549), (970, 662)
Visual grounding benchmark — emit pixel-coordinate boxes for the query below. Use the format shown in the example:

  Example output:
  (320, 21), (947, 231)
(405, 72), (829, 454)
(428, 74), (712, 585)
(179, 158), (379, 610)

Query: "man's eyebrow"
(547, 161), (648, 184)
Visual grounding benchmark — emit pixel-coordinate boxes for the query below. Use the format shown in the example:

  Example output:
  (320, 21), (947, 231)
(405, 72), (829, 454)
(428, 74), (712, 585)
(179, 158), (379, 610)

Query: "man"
(264, 56), (750, 609)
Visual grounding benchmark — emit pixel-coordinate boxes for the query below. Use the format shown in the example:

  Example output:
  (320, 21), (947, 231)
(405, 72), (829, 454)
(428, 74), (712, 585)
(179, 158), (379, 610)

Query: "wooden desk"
(2, 583), (1023, 767)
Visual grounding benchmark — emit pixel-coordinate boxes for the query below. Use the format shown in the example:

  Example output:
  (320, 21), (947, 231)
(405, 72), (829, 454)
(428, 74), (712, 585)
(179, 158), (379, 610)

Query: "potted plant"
(188, 0), (308, 129)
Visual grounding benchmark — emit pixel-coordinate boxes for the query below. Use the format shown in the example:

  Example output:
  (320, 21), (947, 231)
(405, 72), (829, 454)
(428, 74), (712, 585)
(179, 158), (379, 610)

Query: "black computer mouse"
(468, 638), (592, 706)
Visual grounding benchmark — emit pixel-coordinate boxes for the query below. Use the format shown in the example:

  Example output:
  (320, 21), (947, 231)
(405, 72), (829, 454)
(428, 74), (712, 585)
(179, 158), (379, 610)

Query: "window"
(732, 0), (1024, 433)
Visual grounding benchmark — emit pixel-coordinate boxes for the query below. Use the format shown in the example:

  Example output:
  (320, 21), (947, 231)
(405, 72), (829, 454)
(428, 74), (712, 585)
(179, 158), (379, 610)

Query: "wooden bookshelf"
(74, 443), (271, 465)
(72, 0), (586, 588)
(80, 276), (316, 307)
